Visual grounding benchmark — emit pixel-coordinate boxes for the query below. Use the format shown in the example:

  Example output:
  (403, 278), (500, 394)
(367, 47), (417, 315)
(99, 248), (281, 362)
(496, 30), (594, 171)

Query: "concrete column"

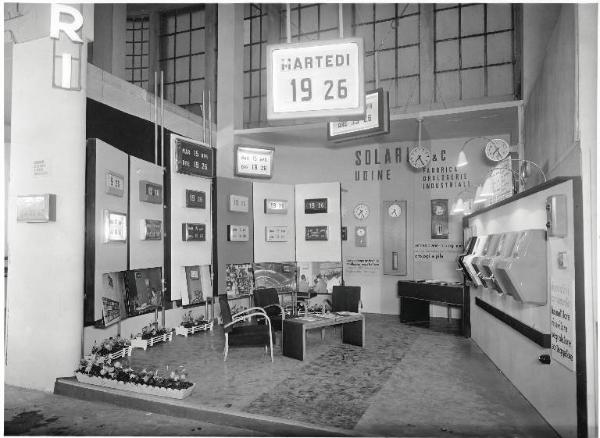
(92, 4), (127, 81)
(216, 4), (244, 177)
(6, 5), (91, 391)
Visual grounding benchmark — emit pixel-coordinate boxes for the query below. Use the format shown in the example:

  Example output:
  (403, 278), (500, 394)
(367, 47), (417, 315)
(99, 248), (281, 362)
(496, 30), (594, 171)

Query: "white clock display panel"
(353, 203), (370, 220)
(408, 146), (432, 169)
(485, 138), (510, 162)
(388, 203), (402, 218)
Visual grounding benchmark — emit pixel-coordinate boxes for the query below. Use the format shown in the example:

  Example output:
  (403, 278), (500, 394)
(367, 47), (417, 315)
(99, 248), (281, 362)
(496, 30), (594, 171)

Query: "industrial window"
(126, 16), (150, 90)
(434, 3), (516, 102)
(279, 3), (340, 42)
(352, 4), (421, 109)
(159, 6), (206, 115)
(243, 4), (267, 128)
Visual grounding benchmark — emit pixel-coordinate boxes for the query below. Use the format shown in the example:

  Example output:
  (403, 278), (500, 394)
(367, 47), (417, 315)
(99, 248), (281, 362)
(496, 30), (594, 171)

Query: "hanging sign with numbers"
(234, 145), (274, 179)
(267, 38), (365, 120)
(174, 137), (214, 178)
(327, 88), (390, 142)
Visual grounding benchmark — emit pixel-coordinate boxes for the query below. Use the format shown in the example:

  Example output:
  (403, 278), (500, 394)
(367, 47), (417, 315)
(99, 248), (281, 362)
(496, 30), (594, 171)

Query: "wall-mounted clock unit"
(353, 202), (370, 220)
(408, 145), (432, 169)
(484, 138), (510, 162)
(388, 203), (402, 218)
(355, 226), (367, 247)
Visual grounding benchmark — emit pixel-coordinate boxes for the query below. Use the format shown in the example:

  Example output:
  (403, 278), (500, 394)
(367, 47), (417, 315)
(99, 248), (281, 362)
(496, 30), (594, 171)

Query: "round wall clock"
(408, 145), (432, 169)
(388, 203), (402, 218)
(353, 203), (370, 220)
(484, 138), (510, 162)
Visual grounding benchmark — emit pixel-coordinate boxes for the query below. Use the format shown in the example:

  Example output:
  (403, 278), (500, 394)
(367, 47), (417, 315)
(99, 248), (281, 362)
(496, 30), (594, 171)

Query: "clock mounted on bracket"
(353, 202), (370, 220)
(408, 145), (432, 169)
(484, 138), (510, 162)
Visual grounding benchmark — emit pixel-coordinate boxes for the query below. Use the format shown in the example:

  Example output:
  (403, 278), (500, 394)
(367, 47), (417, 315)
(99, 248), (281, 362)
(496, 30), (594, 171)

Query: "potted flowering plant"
(175, 311), (213, 337)
(75, 356), (194, 399)
(91, 336), (132, 360)
(130, 322), (173, 351)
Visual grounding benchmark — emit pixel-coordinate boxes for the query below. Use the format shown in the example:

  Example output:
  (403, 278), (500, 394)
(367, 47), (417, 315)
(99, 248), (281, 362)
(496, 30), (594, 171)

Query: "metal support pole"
(208, 90), (212, 147)
(202, 90), (206, 143)
(286, 4), (291, 43)
(154, 72), (158, 165)
(160, 71), (164, 169)
(375, 51), (380, 89)
(338, 4), (344, 38)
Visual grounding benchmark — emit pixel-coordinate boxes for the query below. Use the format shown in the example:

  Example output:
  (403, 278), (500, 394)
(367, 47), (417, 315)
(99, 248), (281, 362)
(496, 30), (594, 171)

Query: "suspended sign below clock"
(267, 38), (365, 121)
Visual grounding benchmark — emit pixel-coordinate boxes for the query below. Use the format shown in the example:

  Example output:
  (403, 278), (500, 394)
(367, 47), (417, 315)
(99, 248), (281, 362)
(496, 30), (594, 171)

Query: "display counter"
(397, 280), (469, 337)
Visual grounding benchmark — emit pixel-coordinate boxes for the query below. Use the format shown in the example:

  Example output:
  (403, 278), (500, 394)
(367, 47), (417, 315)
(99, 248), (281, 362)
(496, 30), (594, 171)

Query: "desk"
(282, 313), (365, 360)
(397, 281), (469, 337)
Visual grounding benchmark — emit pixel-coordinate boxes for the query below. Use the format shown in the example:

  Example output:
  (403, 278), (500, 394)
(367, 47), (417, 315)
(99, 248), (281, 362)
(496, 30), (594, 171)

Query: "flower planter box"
(130, 332), (173, 351)
(175, 321), (214, 337)
(75, 372), (195, 400)
(102, 346), (132, 360)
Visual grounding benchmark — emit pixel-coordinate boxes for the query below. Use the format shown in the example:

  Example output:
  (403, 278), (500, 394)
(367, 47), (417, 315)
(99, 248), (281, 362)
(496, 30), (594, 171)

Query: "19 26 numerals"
(290, 78), (348, 102)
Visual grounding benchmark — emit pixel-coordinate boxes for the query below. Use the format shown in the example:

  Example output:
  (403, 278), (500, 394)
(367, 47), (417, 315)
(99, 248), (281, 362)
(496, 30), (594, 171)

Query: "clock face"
(353, 203), (370, 220)
(485, 138), (510, 162)
(408, 146), (432, 169)
(388, 204), (402, 218)
(356, 227), (366, 237)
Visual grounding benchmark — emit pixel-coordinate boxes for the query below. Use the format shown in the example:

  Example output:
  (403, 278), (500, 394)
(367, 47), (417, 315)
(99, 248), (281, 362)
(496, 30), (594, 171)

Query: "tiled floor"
(122, 313), (557, 437)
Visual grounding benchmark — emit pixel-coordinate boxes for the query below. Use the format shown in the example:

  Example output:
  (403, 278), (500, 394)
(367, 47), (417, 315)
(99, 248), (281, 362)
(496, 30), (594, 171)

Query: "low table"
(282, 313), (365, 361)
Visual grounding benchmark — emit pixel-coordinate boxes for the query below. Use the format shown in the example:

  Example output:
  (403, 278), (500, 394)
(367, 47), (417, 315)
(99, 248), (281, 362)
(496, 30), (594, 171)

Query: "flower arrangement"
(91, 336), (131, 357)
(181, 311), (209, 328)
(76, 355), (193, 391)
(136, 322), (172, 340)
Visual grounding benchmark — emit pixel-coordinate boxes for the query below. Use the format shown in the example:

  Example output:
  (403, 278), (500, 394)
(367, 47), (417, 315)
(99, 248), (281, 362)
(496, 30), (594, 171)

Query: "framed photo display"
(234, 145), (274, 179)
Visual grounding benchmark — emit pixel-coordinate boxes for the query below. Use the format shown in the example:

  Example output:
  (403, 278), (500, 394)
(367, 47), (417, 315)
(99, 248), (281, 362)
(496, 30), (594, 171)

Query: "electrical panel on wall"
(169, 134), (214, 303)
(129, 156), (164, 271)
(84, 139), (129, 326)
(382, 200), (407, 275)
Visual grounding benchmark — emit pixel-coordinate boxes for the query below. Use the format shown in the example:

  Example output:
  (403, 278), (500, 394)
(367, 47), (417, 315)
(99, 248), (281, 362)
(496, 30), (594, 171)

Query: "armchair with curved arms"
(219, 295), (274, 362)
(253, 287), (286, 331)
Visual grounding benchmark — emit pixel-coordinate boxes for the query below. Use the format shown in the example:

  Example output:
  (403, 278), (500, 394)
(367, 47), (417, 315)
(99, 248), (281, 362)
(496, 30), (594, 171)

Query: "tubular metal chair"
(219, 295), (274, 362)
(252, 288), (285, 331)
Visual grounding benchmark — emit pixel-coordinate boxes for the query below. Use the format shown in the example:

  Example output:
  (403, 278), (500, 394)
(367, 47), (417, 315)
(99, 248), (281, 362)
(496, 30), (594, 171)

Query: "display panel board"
(169, 134), (213, 302)
(216, 177), (253, 294)
(129, 156), (164, 270)
(253, 182), (295, 263)
(267, 38), (365, 120)
(295, 182), (341, 262)
(84, 139), (129, 325)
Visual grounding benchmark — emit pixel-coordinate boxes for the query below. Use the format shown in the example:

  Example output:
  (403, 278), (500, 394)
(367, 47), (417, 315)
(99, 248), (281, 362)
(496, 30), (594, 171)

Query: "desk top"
(283, 312), (363, 329)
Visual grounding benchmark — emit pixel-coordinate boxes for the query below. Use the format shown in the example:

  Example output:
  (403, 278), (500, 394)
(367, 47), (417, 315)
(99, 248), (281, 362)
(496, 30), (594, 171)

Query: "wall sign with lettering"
(305, 226), (329, 241)
(264, 198), (288, 214)
(174, 137), (214, 178)
(265, 226), (288, 242)
(327, 88), (390, 142)
(185, 189), (206, 209)
(229, 194), (249, 212)
(227, 225), (250, 242)
(267, 38), (365, 120)
(234, 145), (274, 178)
(182, 223), (206, 241)
(105, 171), (124, 197)
(17, 194), (56, 223)
(139, 180), (163, 204)
(304, 198), (328, 214)
(103, 210), (127, 242)
(139, 219), (162, 240)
